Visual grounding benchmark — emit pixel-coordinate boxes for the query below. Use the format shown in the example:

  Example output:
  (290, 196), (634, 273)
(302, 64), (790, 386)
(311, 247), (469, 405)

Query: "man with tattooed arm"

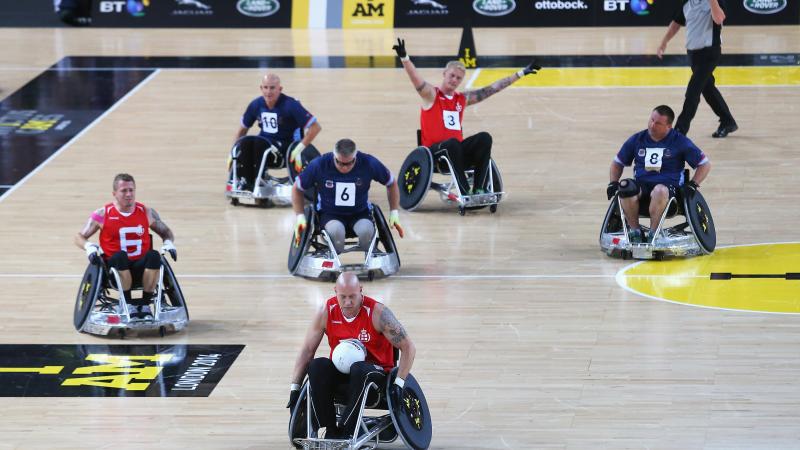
(75, 173), (177, 318)
(393, 37), (540, 195)
(287, 271), (416, 440)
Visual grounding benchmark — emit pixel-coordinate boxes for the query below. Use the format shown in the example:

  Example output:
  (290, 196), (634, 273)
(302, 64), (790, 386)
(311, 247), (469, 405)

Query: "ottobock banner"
(393, 0), (799, 27)
(91, 0), (292, 27)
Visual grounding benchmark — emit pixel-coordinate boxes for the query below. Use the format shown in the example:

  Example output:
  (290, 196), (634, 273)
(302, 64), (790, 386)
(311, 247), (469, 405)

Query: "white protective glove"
(161, 239), (177, 261)
(289, 142), (306, 172)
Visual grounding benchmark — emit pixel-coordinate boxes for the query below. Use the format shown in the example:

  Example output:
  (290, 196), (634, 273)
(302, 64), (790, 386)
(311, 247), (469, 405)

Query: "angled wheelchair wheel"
(600, 195), (624, 240)
(161, 256), (189, 320)
(684, 188), (716, 253)
(288, 383), (309, 449)
(74, 261), (104, 331)
(387, 369), (432, 450)
(489, 159), (503, 202)
(399, 147), (433, 211)
(287, 142), (321, 203)
(288, 205), (315, 274)
(372, 204), (400, 267)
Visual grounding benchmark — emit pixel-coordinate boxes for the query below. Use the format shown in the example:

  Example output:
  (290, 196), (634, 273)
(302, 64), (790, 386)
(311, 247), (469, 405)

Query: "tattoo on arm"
(415, 81), (428, 93)
(467, 74), (516, 105)
(380, 307), (408, 346)
(149, 208), (174, 241)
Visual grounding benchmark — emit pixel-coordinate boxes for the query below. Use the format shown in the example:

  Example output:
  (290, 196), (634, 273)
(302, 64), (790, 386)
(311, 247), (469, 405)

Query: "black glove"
(606, 181), (620, 200)
(287, 387), (300, 410)
(684, 180), (699, 195)
(392, 38), (407, 59)
(389, 380), (405, 409)
(521, 60), (541, 76)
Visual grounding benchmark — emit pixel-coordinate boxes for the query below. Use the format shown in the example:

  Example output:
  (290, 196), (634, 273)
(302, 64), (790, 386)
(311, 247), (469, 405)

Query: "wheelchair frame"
(74, 250), (189, 337)
(226, 136), (318, 207)
(288, 204), (400, 281)
(599, 181), (716, 260)
(399, 145), (504, 216)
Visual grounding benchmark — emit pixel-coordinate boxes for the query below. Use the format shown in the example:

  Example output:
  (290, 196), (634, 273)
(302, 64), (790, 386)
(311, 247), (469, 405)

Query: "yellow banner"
(342, 0), (394, 28)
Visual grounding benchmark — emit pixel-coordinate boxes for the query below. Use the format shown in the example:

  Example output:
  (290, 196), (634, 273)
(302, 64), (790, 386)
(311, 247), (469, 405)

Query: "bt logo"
(99, 0), (150, 16)
(604, 0), (655, 15)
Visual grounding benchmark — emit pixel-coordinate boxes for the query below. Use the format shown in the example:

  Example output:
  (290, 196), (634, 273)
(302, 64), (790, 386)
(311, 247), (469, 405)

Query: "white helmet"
(331, 339), (367, 374)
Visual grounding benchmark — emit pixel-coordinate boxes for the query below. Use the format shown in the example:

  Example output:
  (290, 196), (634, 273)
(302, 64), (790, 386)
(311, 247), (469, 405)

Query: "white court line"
(0, 69), (161, 204)
(0, 273), (708, 279)
(465, 67), (481, 89)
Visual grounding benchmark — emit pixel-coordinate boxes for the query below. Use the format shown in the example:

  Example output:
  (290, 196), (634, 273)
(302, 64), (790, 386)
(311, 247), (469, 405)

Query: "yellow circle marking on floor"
(617, 243), (800, 313)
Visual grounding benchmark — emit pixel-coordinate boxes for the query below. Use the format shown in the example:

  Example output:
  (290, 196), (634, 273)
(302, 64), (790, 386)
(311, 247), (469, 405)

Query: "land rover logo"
(743, 0), (786, 14)
(473, 0), (516, 16)
(237, 0), (280, 17)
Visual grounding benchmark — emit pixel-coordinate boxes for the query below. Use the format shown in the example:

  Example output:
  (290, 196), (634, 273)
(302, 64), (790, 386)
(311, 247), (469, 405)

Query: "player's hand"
(390, 376), (405, 407)
(84, 242), (102, 265)
(294, 214), (307, 246)
(607, 181), (620, 200)
(389, 209), (404, 238)
(517, 60), (541, 78)
(289, 142), (306, 172)
(287, 383), (301, 410)
(656, 44), (666, 60)
(392, 38), (407, 59)
(684, 180), (700, 195)
(161, 239), (177, 261)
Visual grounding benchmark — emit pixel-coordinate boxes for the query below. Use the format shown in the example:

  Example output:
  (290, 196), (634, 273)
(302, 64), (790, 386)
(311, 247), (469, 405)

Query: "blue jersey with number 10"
(615, 129), (708, 187)
(295, 152), (394, 215)
(241, 93), (314, 146)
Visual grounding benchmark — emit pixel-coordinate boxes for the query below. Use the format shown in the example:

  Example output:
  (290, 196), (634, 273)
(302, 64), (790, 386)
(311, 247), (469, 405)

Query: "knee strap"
(618, 178), (640, 198)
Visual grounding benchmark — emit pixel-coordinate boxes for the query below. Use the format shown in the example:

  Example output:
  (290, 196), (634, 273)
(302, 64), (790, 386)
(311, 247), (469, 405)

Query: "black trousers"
(675, 46), (735, 135)
(431, 132), (492, 195)
(307, 357), (386, 436)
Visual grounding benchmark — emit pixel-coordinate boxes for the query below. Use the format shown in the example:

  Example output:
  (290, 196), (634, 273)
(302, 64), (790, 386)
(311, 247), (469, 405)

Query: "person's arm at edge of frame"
(709, 0), (725, 25)
(291, 305), (327, 385)
(374, 303), (415, 380)
(657, 21), (682, 59)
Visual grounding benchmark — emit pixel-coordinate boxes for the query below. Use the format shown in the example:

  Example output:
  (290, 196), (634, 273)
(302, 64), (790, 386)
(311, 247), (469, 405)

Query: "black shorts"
(319, 209), (372, 235)
(638, 182), (679, 215)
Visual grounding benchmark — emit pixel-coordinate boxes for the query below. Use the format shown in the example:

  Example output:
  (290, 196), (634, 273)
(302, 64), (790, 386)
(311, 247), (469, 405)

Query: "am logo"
(352, 0), (385, 17)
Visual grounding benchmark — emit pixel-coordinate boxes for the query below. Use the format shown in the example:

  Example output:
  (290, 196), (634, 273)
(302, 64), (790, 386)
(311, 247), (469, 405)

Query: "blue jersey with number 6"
(295, 152), (394, 215)
(615, 129), (708, 187)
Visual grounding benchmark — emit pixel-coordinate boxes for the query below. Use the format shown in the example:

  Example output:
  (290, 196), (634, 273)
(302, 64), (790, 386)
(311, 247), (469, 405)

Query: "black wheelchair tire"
(372, 204), (400, 268)
(74, 262), (104, 331)
(683, 188), (716, 253)
(161, 256), (189, 320)
(398, 147), (433, 211)
(600, 194), (624, 242)
(288, 205), (315, 274)
(288, 383), (309, 449)
(386, 368), (432, 450)
(287, 142), (321, 203)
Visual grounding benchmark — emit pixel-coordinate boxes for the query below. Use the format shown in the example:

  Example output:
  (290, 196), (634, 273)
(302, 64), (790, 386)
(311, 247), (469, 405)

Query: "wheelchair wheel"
(287, 142), (321, 203)
(372, 204), (400, 266)
(683, 188), (716, 253)
(387, 369), (432, 450)
(488, 159), (503, 202)
(161, 257), (189, 319)
(74, 262), (104, 331)
(288, 205), (315, 274)
(288, 383), (309, 449)
(600, 195), (624, 240)
(399, 147), (433, 211)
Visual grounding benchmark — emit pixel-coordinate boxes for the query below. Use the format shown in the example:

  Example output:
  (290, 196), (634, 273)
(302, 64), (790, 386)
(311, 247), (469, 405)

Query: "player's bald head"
(336, 271), (360, 291)
(262, 73), (281, 86)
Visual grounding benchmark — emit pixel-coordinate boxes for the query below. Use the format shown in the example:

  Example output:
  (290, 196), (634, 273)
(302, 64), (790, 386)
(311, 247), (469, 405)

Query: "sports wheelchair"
(398, 131), (504, 216)
(226, 136), (319, 207)
(599, 171), (716, 260)
(74, 247), (189, 337)
(288, 204), (400, 281)
(289, 367), (432, 450)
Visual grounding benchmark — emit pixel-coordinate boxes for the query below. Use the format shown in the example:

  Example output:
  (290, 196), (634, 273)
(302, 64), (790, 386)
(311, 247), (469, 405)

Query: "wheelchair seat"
(288, 204), (400, 281)
(289, 367), (431, 450)
(74, 250), (189, 337)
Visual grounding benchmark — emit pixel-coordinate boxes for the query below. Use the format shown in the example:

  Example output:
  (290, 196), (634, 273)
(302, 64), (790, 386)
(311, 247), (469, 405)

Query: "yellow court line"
(474, 66), (800, 88)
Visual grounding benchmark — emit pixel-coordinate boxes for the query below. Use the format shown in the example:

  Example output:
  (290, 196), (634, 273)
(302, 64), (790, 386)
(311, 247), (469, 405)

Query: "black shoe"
(712, 123), (738, 138)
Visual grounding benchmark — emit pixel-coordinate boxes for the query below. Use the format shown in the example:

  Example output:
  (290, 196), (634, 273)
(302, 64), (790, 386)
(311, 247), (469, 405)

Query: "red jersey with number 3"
(99, 202), (151, 261)
(326, 295), (395, 372)
(420, 87), (466, 147)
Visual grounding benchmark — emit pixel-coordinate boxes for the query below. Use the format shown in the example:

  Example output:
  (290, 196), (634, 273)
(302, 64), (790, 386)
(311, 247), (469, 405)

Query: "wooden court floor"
(0, 27), (799, 449)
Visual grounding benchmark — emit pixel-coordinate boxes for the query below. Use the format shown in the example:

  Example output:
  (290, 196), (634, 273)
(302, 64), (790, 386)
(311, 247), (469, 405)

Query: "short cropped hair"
(113, 173), (135, 191)
(334, 138), (357, 157)
(445, 60), (466, 72)
(653, 105), (675, 124)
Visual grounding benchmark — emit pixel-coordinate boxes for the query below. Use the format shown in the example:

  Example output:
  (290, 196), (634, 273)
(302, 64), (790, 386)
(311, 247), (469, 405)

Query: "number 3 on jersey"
(644, 147), (664, 172)
(442, 110), (461, 131)
(335, 182), (356, 207)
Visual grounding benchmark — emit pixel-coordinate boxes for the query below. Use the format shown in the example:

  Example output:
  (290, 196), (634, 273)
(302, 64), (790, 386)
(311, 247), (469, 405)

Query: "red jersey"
(420, 87), (466, 147)
(98, 202), (151, 261)
(325, 296), (395, 372)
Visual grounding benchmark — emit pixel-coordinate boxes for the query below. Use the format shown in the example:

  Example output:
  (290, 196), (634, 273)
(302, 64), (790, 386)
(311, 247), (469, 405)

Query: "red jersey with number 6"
(420, 87), (466, 147)
(325, 295), (395, 372)
(99, 202), (151, 261)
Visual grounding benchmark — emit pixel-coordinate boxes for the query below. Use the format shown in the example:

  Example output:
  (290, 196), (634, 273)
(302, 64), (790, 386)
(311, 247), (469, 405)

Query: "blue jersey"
(241, 94), (315, 146)
(615, 129), (708, 187)
(296, 152), (394, 215)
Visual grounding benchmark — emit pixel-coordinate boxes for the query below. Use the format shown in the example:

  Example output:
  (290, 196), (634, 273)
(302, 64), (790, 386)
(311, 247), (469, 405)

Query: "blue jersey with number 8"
(615, 129), (708, 187)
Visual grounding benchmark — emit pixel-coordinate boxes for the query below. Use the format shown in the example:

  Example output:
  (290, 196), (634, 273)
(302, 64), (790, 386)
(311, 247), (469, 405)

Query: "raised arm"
(393, 38), (436, 106)
(464, 61), (540, 106)
(374, 303), (415, 380)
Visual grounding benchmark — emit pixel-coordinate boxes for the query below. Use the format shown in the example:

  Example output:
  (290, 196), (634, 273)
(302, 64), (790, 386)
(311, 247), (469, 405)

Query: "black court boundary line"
(51, 53), (800, 70)
(710, 272), (800, 280)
